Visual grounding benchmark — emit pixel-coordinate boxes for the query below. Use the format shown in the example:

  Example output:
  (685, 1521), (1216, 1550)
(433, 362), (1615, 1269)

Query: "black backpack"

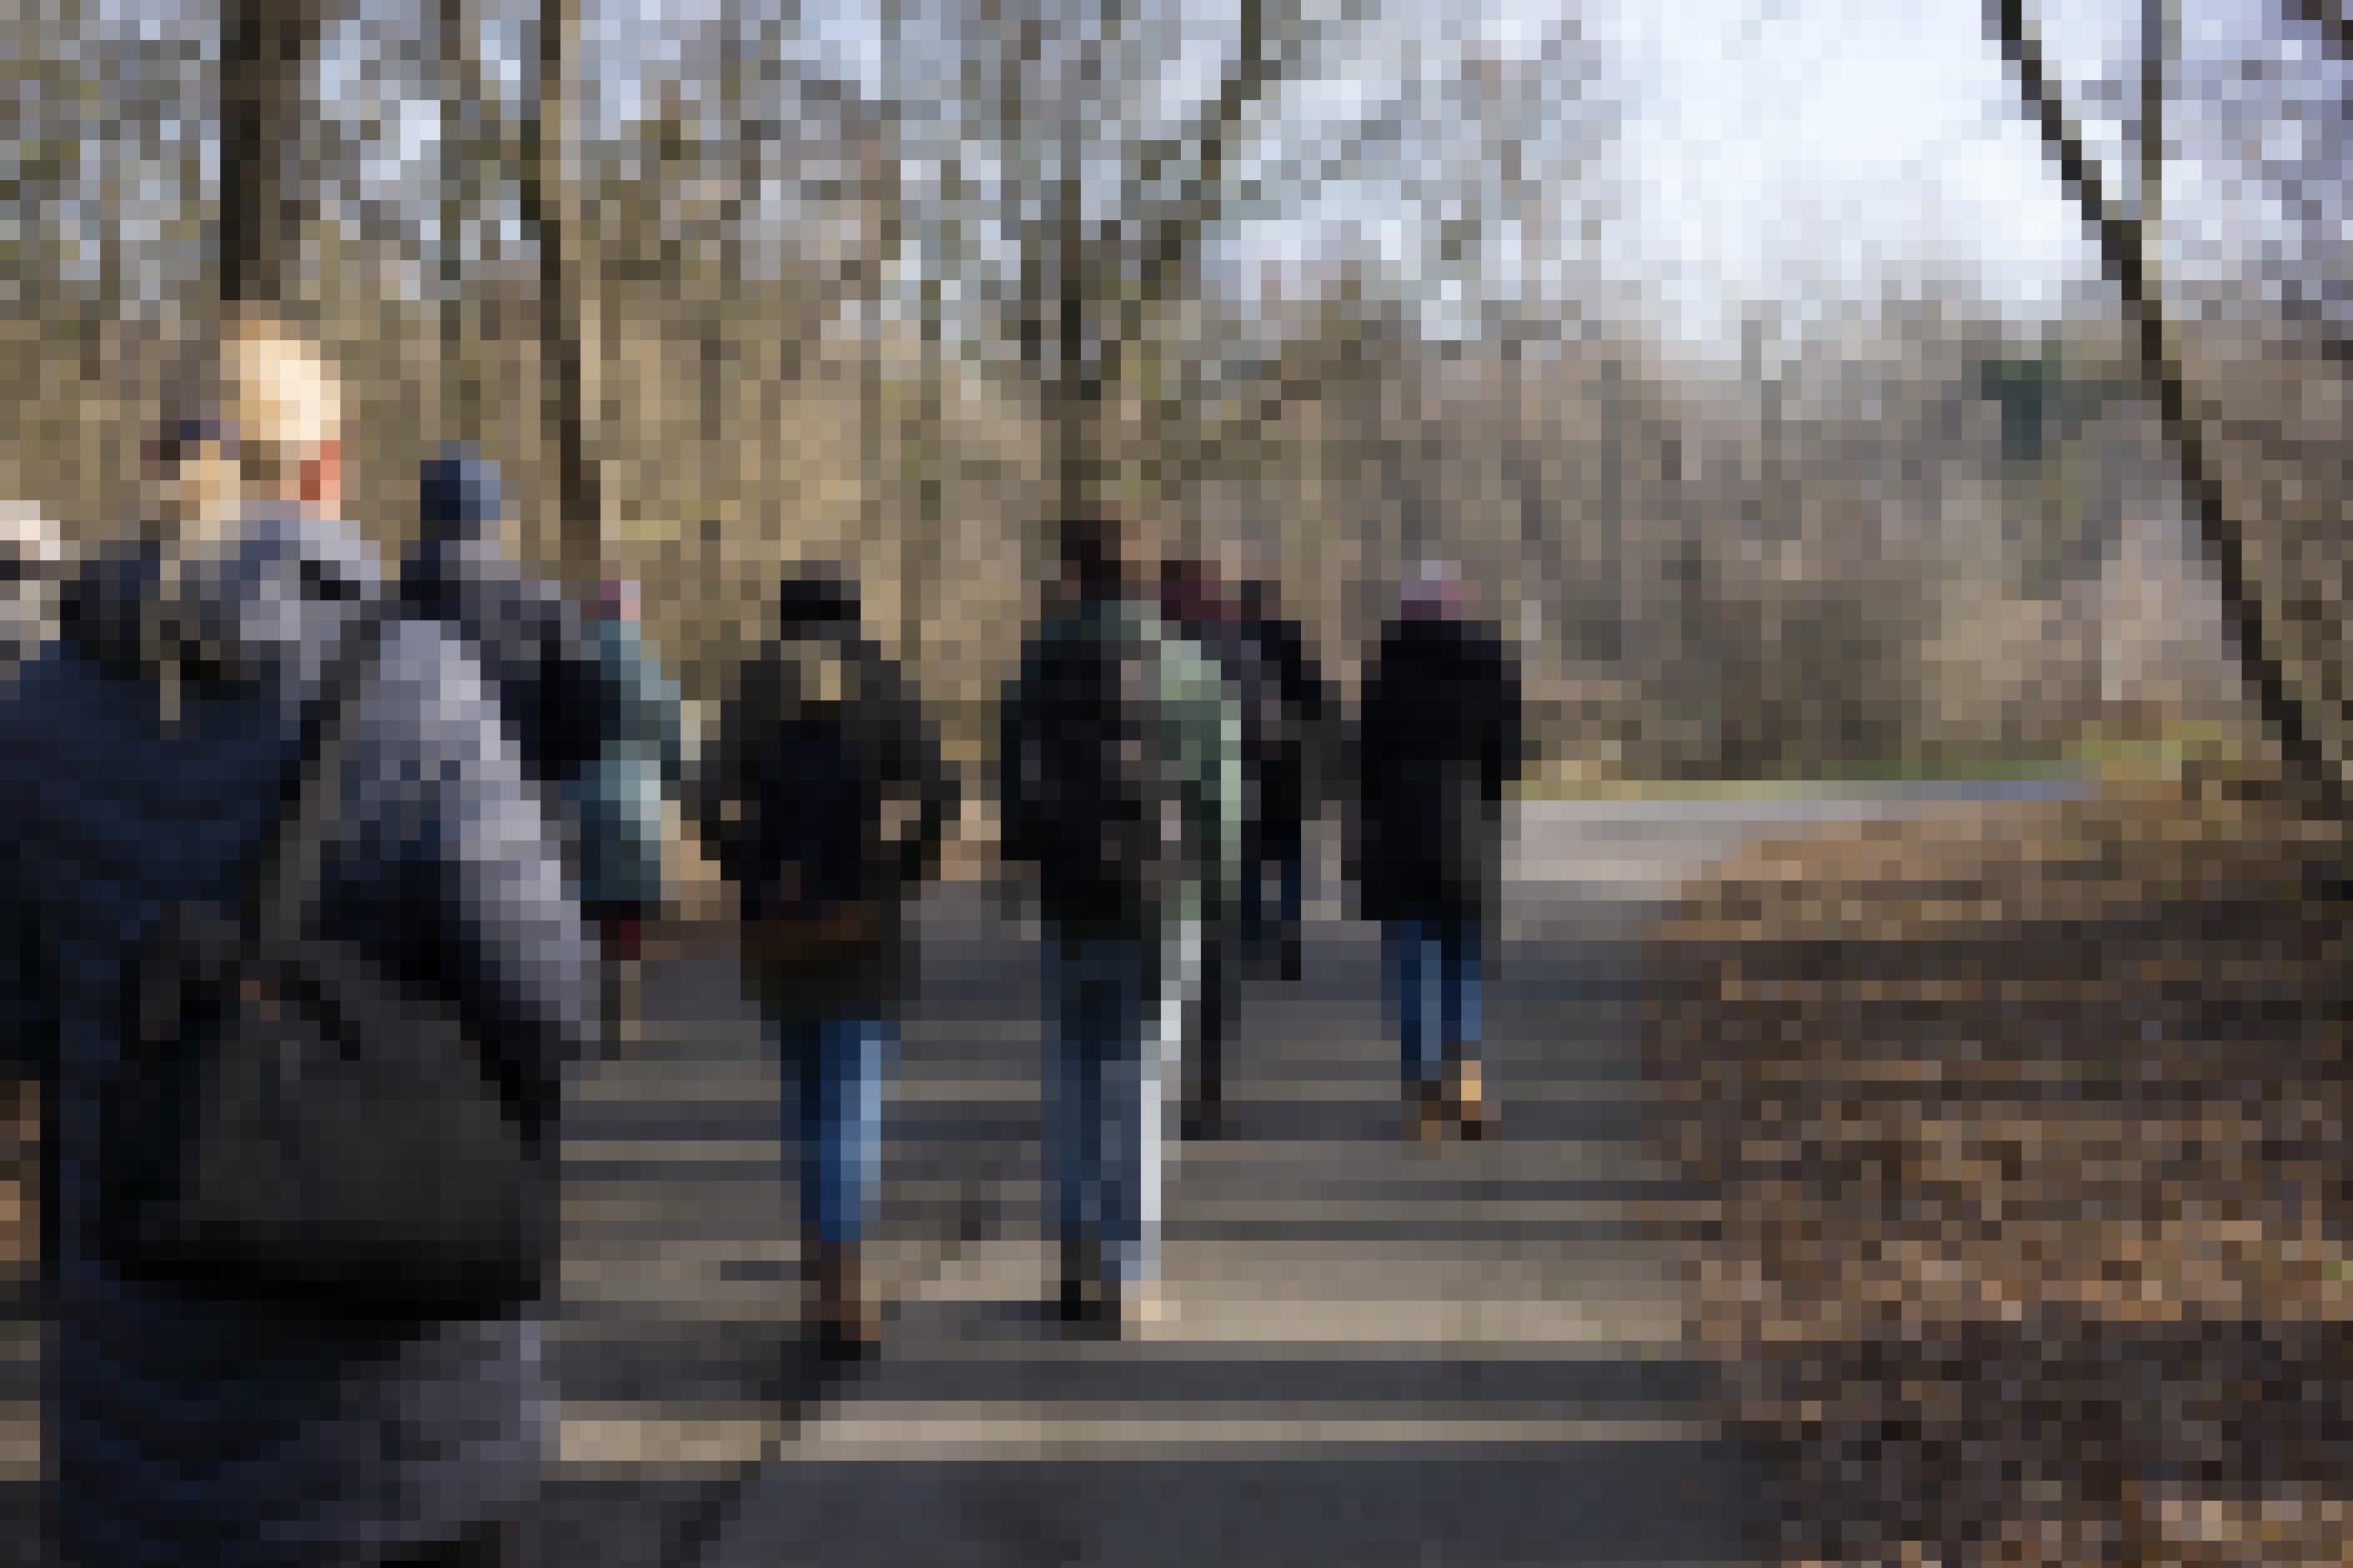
(101, 604), (555, 1320)
(745, 641), (885, 920)
(1008, 613), (1202, 930)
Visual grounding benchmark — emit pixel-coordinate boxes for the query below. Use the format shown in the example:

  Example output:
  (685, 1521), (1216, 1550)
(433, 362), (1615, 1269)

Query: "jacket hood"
(64, 506), (383, 694)
(419, 448), (504, 541)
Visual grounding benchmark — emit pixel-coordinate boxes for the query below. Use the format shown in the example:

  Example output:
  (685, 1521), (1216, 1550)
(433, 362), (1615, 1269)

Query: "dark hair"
(1157, 556), (1229, 627)
(776, 564), (861, 631)
(1058, 515), (1129, 600)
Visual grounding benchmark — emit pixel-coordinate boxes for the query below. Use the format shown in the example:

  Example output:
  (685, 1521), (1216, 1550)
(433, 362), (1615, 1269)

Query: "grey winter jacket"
(0, 507), (592, 1567)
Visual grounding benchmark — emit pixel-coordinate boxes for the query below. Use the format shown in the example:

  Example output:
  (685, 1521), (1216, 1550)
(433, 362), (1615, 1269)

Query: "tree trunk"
(526, 0), (599, 583)
(435, 0), (470, 452)
(219, 0), (322, 307)
(905, 170), (953, 671)
(1026, 0), (1279, 551)
(1053, 110), (1096, 532)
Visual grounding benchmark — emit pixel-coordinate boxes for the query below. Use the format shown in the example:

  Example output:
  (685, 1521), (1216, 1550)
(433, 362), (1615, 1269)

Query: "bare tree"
(1989, 0), (2345, 791)
(525, 0), (599, 581)
(220, 0), (326, 307)
(964, 0), (1322, 543)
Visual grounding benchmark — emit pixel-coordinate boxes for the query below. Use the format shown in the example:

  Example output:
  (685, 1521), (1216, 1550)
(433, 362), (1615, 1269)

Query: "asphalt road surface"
(2, 786), (2086, 1567)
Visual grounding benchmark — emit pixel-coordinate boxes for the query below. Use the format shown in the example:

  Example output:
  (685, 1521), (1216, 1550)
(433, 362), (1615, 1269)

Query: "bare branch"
(1132, 0), (1277, 317)
(1987, 0), (2329, 784)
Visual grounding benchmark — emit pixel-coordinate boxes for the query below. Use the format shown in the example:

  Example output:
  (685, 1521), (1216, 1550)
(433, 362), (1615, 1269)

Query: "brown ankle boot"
(1403, 1083), (1445, 1146)
(1443, 1052), (1489, 1140)
(813, 1245), (881, 1359)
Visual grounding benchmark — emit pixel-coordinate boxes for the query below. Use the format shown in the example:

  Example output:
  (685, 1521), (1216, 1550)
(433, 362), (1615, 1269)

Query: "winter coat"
(0, 507), (592, 1568)
(561, 616), (686, 914)
(689, 628), (960, 1017)
(398, 531), (611, 792)
(998, 596), (1243, 936)
(1351, 614), (1525, 926)
(1166, 612), (1266, 896)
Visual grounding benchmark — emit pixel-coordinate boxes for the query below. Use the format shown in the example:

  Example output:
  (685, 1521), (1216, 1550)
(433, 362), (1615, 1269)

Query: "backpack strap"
(243, 600), (397, 946)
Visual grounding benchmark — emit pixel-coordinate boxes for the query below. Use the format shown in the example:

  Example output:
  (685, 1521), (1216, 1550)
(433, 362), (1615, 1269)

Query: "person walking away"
(688, 567), (958, 1360)
(401, 445), (612, 860)
(0, 314), (590, 1568)
(1235, 575), (1331, 985)
(1156, 559), (1276, 1141)
(999, 517), (1240, 1333)
(564, 577), (685, 1049)
(1353, 560), (1524, 1144)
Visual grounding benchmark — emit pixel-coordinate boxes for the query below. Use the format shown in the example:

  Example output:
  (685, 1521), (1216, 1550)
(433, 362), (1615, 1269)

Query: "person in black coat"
(1352, 561), (1524, 1142)
(400, 447), (612, 808)
(687, 566), (960, 1357)
(1235, 575), (1330, 984)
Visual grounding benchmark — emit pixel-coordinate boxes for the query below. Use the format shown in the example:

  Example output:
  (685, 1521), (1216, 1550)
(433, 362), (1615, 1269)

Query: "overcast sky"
(1595, 0), (2104, 347)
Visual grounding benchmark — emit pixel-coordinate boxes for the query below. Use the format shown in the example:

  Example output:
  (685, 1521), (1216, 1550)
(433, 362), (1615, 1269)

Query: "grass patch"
(1516, 720), (2259, 802)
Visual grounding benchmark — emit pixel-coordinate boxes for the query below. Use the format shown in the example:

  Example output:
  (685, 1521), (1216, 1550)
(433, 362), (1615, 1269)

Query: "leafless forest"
(5, 0), (2341, 781)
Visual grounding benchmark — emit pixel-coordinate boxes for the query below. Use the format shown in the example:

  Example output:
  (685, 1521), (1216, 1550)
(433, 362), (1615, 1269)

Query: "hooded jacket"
(399, 459), (611, 794)
(0, 506), (590, 1567)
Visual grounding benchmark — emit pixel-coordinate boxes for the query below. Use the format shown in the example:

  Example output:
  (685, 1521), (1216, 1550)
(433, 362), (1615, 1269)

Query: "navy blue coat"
(0, 507), (592, 1567)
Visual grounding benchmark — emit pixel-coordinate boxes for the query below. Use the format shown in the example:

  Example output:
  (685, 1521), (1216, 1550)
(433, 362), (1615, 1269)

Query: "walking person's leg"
(596, 910), (645, 1050)
(775, 1016), (826, 1335)
(816, 1014), (893, 1351)
(783, 1013), (883, 1356)
(1440, 918), (1489, 1138)
(1104, 924), (1187, 1331)
(1050, 939), (1108, 1320)
(1275, 836), (1305, 982)
(1387, 918), (1443, 1141)
(1239, 822), (1283, 975)
(1183, 913), (1231, 1139)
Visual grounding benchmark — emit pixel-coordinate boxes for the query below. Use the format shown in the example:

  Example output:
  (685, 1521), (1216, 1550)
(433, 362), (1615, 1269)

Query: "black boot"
(1181, 1080), (1223, 1141)
(1058, 1236), (1104, 1325)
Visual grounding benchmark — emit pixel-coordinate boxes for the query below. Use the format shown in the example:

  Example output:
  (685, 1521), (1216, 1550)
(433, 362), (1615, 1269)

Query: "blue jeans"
(1383, 917), (1483, 1091)
(1046, 922), (1199, 1289)
(773, 1016), (895, 1247)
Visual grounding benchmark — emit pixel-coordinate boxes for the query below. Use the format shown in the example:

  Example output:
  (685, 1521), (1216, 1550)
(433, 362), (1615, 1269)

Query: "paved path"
(532, 813), (1793, 1568)
(2, 790), (2079, 1566)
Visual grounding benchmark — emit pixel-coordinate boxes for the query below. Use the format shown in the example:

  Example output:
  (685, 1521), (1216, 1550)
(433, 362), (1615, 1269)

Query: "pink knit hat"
(1401, 559), (1462, 619)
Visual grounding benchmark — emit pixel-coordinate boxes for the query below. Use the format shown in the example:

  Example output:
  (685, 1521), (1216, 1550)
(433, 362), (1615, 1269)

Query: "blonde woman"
(1, 315), (588, 1568)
